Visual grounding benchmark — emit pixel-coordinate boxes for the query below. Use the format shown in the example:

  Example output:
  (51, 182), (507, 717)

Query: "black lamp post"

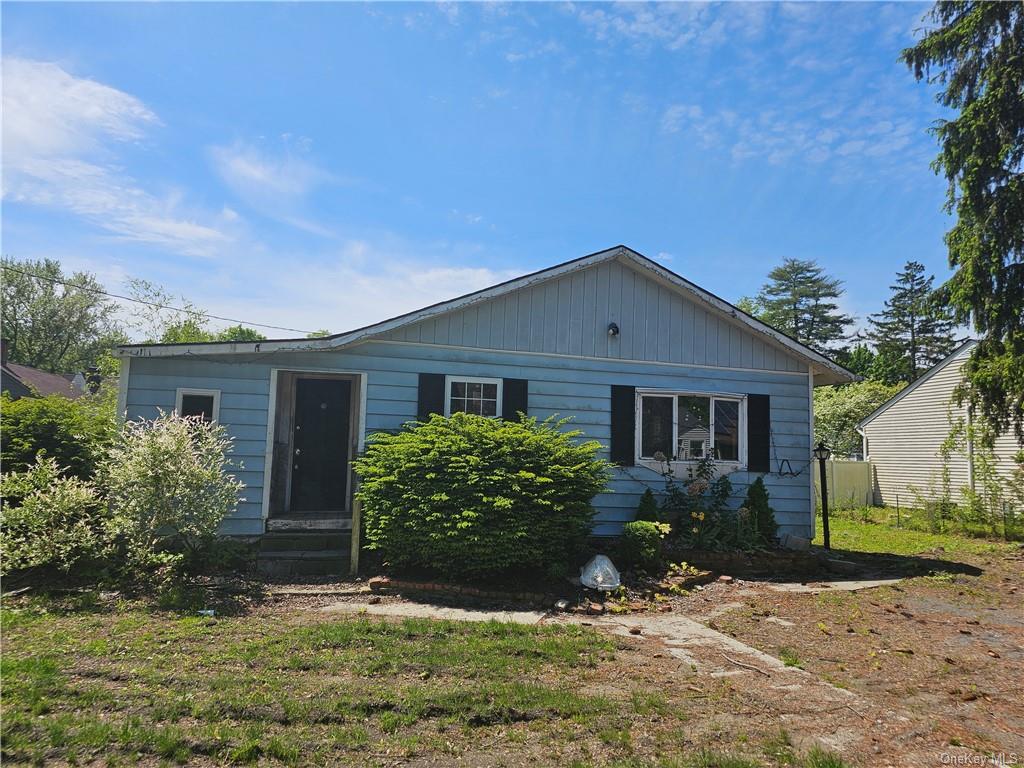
(813, 441), (832, 550)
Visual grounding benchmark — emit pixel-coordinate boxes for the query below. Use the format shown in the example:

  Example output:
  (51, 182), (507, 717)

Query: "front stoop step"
(265, 516), (352, 532)
(257, 549), (350, 577)
(257, 526), (352, 576)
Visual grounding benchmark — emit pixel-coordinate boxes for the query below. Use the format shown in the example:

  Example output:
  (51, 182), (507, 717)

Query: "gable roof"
(117, 245), (856, 384)
(1, 361), (84, 399)
(856, 339), (976, 431)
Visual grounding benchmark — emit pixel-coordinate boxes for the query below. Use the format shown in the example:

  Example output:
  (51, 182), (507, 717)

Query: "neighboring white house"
(857, 340), (1021, 507)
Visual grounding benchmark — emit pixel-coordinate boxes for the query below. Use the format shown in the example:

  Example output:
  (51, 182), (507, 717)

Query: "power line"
(1, 263), (315, 336)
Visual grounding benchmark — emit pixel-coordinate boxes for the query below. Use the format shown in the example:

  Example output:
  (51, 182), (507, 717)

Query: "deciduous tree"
(1, 257), (125, 372)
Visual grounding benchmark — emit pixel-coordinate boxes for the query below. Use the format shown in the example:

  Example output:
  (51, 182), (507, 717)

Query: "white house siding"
(125, 340), (814, 538)
(862, 343), (1021, 506)
(382, 259), (807, 373)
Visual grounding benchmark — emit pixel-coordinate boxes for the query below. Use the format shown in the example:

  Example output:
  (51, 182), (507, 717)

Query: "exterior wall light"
(607, 322), (620, 337)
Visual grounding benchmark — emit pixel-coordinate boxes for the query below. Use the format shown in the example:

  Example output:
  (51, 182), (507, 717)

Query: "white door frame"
(261, 367), (368, 524)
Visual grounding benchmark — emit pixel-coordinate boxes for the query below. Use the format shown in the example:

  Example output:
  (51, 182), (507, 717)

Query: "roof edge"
(855, 339), (977, 432)
(117, 244), (856, 383)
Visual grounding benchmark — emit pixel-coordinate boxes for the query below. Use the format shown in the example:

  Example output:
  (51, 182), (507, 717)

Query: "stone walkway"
(322, 601), (546, 625)
(319, 587), (985, 765)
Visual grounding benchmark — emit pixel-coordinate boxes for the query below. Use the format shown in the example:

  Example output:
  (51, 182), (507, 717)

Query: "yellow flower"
(692, 526), (699, 534)
(698, 512), (705, 521)
(691, 511), (699, 519)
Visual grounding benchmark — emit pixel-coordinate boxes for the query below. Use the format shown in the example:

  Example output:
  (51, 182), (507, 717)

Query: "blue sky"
(2, 2), (950, 338)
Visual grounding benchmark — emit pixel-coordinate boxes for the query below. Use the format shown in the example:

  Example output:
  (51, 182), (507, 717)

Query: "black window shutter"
(610, 385), (636, 466)
(746, 394), (771, 473)
(502, 378), (528, 420)
(417, 373), (446, 420)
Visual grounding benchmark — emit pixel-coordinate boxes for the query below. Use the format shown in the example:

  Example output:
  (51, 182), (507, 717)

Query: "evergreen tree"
(866, 261), (955, 383)
(833, 343), (875, 378)
(903, 2), (1024, 442)
(744, 259), (854, 353)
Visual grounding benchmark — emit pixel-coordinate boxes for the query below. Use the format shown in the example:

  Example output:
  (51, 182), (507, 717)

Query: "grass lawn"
(1, 598), (851, 767)
(813, 510), (1017, 557)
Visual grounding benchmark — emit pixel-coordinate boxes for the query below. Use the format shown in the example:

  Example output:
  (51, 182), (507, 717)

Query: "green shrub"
(1, 392), (116, 480)
(0, 456), (104, 577)
(619, 520), (669, 571)
(662, 457), (732, 549)
(102, 412), (245, 578)
(354, 413), (611, 580)
(744, 476), (778, 546)
(635, 488), (661, 522)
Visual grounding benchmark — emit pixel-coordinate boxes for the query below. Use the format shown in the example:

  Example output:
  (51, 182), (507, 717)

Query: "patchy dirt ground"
(686, 545), (1024, 760)
(248, 538), (1024, 765)
(5, 530), (1022, 767)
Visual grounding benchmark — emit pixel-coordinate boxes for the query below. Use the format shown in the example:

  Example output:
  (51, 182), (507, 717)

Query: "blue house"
(116, 246), (854, 573)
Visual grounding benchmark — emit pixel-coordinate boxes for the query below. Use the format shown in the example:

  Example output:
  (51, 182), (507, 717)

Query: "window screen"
(713, 399), (740, 461)
(640, 396), (674, 458)
(180, 394), (215, 423)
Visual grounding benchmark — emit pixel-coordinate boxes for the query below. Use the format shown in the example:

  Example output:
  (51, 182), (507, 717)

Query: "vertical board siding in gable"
(124, 340), (813, 539)
(379, 260), (805, 372)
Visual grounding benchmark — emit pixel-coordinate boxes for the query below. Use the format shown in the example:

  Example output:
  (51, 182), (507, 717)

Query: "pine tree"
(744, 259), (854, 353)
(866, 261), (955, 383)
(903, 2), (1023, 442)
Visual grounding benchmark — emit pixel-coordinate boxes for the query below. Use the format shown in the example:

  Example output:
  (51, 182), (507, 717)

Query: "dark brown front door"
(289, 378), (350, 512)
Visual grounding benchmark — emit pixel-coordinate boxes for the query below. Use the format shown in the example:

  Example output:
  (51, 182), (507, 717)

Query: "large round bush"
(354, 413), (611, 580)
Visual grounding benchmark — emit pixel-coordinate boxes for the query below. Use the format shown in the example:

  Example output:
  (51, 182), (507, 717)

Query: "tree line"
(738, 257), (957, 386)
(736, 256), (960, 458)
(0, 257), (331, 378)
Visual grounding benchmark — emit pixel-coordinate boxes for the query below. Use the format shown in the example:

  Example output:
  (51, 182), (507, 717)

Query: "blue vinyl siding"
(125, 340), (813, 539)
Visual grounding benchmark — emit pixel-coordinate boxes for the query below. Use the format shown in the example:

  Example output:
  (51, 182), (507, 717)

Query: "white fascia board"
(115, 244), (856, 384)
(618, 251), (855, 385)
(116, 247), (623, 359)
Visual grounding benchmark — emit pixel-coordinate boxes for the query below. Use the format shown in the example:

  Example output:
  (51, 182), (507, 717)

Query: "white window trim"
(443, 375), (503, 417)
(634, 389), (747, 470)
(175, 387), (221, 423)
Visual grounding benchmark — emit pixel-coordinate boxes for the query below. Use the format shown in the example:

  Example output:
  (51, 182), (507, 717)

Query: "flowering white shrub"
(102, 412), (244, 572)
(0, 456), (104, 575)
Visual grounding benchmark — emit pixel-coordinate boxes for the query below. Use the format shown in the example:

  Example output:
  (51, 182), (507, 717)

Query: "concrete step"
(256, 549), (350, 577)
(266, 516), (352, 532)
(260, 531), (350, 552)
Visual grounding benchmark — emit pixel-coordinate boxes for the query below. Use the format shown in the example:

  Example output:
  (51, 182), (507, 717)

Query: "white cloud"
(504, 39), (562, 63)
(185, 240), (521, 337)
(574, 2), (766, 52)
(208, 139), (338, 236)
(660, 104), (703, 134)
(2, 57), (233, 257)
(2, 57), (159, 159)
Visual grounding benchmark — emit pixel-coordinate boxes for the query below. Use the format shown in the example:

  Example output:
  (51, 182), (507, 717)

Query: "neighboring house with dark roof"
(1, 340), (85, 400)
(857, 340), (1021, 507)
(116, 245), (856, 573)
